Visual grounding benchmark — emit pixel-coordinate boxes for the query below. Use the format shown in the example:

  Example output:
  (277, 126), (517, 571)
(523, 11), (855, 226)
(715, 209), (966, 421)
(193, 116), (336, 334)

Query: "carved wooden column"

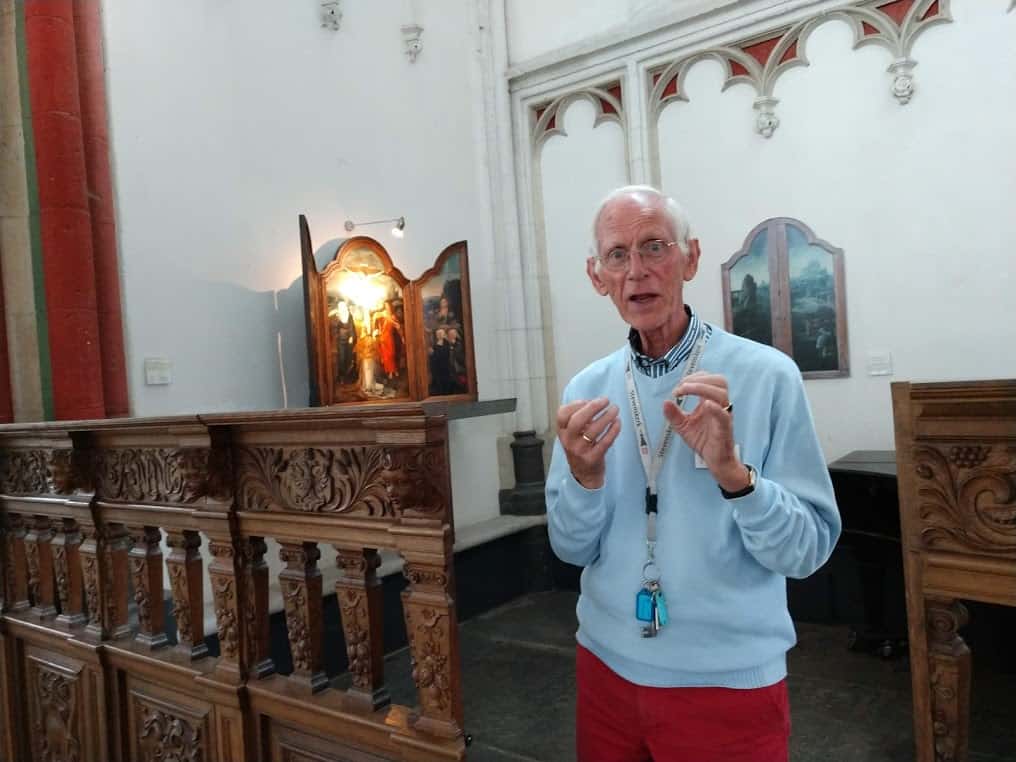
(335, 546), (389, 712)
(53, 519), (86, 626)
(927, 598), (971, 762)
(207, 534), (244, 678)
(165, 529), (207, 659)
(25, 516), (57, 618)
(400, 550), (463, 739)
(243, 536), (274, 679)
(79, 519), (129, 639)
(128, 526), (167, 649)
(4, 514), (29, 612)
(279, 541), (327, 693)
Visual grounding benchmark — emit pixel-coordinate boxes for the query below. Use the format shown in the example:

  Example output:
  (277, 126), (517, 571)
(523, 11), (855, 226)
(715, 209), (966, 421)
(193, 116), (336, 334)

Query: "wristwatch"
(719, 464), (756, 499)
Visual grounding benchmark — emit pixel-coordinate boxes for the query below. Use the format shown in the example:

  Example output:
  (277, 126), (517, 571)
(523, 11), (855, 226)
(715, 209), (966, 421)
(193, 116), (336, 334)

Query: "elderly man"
(546, 185), (840, 762)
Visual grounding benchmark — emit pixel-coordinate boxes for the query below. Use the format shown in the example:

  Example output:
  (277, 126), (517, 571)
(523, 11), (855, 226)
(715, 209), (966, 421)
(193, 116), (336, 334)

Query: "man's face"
(447, 328), (459, 344)
(586, 194), (700, 334)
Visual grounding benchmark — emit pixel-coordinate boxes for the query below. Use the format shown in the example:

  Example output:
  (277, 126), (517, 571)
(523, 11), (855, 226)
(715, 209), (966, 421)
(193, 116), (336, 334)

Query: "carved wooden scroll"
(279, 542), (327, 693)
(166, 529), (207, 659)
(128, 526), (168, 649)
(335, 546), (389, 712)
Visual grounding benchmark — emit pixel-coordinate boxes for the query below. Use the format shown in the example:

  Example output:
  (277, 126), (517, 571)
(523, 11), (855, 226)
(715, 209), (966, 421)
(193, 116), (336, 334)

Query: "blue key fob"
(636, 588), (654, 622)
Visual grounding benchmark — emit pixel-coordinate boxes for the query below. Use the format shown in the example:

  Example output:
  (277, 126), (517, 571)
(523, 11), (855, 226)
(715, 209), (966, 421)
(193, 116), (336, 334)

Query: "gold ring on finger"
(581, 432), (595, 444)
(722, 402), (733, 414)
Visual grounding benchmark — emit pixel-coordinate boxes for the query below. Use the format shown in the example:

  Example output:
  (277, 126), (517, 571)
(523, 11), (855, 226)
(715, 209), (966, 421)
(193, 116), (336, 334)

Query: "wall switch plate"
(866, 351), (893, 376)
(144, 357), (172, 385)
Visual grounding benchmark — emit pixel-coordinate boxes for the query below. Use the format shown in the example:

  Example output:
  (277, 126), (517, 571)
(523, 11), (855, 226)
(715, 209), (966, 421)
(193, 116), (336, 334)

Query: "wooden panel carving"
(94, 447), (209, 503)
(235, 445), (448, 518)
(133, 694), (207, 762)
(913, 444), (1016, 555)
(26, 657), (82, 762)
(5, 512), (30, 612)
(0, 448), (79, 495)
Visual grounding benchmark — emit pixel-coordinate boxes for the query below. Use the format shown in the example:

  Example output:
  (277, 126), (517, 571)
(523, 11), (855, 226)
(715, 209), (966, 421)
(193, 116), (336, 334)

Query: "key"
(656, 590), (669, 627)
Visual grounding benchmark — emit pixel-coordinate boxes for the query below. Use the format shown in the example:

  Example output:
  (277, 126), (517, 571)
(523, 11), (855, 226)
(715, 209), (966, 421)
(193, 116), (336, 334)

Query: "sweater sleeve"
(729, 367), (841, 579)
(545, 383), (611, 567)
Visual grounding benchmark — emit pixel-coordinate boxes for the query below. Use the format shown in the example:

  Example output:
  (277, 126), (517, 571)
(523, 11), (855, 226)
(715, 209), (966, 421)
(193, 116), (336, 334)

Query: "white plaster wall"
(656, 2), (1016, 460)
(538, 1), (1016, 461)
(539, 98), (629, 403)
(505, 0), (740, 65)
(102, 0), (503, 528)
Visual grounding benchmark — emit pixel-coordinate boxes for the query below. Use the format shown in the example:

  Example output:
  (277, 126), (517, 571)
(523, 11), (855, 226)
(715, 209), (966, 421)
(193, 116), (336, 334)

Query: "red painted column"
(72, 0), (129, 417)
(24, 0), (105, 420)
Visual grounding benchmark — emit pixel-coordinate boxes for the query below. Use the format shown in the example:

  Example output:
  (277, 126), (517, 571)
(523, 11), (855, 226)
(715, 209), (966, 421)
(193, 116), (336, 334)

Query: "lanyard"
(625, 334), (707, 549)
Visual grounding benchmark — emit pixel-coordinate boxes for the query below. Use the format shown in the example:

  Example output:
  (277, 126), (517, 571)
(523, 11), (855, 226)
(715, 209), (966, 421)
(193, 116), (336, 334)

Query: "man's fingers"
(583, 405), (619, 442)
(556, 399), (588, 430)
(568, 398), (613, 435)
(593, 418), (622, 452)
(662, 399), (687, 429)
(672, 380), (730, 407)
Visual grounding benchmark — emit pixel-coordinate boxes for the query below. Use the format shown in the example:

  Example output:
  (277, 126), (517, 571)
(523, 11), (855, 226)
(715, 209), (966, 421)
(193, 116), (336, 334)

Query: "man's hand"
(663, 372), (749, 492)
(557, 398), (621, 489)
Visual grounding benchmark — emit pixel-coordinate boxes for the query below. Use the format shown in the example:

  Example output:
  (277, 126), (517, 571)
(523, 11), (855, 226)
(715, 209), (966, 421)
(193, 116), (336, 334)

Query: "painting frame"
(300, 216), (478, 406)
(722, 217), (849, 379)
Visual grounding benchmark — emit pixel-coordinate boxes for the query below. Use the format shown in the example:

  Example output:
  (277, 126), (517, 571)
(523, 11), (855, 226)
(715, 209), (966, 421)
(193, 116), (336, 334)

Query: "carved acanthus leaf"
(914, 445), (1016, 555)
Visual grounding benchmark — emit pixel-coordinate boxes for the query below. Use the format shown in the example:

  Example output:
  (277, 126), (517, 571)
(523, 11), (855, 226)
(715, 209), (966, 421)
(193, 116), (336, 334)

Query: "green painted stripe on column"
(14, 0), (53, 420)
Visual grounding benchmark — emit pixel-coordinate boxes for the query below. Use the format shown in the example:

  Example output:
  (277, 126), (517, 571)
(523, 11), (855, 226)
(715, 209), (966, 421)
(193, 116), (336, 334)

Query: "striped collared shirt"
(628, 305), (712, 378)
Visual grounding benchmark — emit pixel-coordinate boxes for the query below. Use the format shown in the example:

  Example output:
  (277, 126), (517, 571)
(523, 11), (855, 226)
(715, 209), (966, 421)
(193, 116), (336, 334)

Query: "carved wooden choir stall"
(0, 404), (467, 761)
(892, 380), (1016, 762)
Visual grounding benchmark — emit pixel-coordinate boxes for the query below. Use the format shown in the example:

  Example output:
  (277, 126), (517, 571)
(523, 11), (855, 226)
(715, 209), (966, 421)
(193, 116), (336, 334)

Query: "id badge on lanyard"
(626, 334), (706, 637)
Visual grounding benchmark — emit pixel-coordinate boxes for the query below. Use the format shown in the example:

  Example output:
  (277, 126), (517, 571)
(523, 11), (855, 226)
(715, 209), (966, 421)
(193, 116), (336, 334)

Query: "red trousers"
(576, 645), (790, 762)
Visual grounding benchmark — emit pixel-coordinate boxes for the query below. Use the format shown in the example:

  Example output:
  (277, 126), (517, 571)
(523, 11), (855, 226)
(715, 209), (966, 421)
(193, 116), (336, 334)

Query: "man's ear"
(682, 239), (701, 282)
(587, 258), (609, 295)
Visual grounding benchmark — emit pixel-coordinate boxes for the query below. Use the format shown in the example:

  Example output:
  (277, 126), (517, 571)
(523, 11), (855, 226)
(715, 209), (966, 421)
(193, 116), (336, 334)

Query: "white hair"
(591, 185), (692, 261)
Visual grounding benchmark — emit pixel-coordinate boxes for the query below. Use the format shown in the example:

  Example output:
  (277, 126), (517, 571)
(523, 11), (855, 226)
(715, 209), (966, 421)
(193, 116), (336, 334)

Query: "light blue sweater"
(547, 326), (840, 689)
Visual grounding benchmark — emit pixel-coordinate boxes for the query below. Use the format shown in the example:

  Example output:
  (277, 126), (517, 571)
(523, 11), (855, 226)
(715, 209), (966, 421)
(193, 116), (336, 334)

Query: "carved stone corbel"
(335, 546), (389, 711)
(279, 542), (327, 693)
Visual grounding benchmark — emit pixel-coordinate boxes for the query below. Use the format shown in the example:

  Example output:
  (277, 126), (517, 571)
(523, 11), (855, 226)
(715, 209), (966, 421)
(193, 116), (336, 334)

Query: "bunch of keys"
(636, 579), (669, 638)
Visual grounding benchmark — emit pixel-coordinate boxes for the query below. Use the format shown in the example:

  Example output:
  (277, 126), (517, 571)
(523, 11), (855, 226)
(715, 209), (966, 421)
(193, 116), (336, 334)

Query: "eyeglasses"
(596, 240), (677, 272)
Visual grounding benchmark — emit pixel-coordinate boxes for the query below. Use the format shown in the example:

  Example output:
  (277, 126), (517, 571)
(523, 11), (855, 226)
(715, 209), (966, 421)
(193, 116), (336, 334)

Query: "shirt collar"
(628, 305), (708, 378)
